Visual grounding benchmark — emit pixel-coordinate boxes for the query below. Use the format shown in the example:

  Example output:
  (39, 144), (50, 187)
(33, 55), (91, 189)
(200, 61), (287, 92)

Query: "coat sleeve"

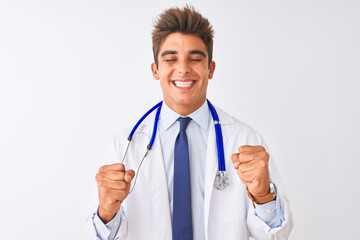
(86, 133), (130, 240)
(246, 136), (294, 240)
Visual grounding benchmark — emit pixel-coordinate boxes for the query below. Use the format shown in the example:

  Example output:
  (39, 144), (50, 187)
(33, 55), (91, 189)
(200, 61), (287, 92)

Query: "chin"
(178, 96), (204, 108)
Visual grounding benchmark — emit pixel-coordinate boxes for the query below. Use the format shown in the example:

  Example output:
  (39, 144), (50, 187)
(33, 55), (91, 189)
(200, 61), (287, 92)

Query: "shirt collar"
(159, 100), (210, 131)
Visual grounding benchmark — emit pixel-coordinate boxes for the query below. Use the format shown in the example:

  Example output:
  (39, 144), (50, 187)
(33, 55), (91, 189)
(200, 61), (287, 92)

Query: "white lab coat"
(87, 105), (293, 240)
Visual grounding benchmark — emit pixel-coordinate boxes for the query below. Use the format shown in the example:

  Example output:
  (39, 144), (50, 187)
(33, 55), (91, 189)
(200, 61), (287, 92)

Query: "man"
(87, 5), (293, 240)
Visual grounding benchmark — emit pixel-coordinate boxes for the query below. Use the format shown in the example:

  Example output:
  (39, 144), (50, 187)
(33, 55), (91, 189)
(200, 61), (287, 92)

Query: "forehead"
(159, 32), (208, 55)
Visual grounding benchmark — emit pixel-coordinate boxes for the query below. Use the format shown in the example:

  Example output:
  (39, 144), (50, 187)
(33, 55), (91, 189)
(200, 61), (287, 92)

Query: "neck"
(164, 99), (206, 116)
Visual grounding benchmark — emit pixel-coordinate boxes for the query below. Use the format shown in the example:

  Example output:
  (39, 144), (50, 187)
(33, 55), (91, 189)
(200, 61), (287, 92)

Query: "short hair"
(152, 5), (214, 68)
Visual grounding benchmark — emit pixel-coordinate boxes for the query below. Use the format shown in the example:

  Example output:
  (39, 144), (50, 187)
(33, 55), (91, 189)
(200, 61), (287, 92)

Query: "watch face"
(270, 181), (275, 193)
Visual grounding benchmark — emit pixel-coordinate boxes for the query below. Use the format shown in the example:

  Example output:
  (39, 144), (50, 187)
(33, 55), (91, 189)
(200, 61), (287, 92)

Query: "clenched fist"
(95, 163), (135, 223)
(231, 145), (270, 197)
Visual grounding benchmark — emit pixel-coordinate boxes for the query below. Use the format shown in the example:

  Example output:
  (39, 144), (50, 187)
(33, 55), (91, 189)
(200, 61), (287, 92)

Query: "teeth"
(174, 81), (193, 87)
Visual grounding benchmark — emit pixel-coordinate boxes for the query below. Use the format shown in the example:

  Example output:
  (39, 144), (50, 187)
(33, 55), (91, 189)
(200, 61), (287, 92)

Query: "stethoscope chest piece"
(214, 171), (230, 190)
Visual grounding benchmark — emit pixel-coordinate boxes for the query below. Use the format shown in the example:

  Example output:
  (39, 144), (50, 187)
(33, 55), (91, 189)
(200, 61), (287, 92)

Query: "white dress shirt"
(92, 101), (284, 240)
(159, 101), (210, 240)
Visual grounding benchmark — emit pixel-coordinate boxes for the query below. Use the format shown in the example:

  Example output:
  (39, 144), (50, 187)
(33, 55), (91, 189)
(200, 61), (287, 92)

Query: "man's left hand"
(231, 145), (270, 197)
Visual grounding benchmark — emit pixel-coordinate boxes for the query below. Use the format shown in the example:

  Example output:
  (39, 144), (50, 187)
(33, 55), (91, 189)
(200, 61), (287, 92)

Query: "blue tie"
(173, 117), (193, 240)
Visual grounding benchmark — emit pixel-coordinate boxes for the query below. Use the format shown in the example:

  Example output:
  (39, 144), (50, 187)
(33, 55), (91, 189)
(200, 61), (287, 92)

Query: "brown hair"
(152, 5), (214, 68)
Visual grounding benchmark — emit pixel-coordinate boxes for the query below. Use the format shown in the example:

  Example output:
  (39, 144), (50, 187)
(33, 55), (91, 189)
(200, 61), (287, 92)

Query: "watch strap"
(246, 186), (276, 208)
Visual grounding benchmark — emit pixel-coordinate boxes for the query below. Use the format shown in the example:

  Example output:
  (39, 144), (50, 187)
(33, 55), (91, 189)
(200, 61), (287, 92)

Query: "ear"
(151, 63), (160, 80)
(208, 61), (216, 79)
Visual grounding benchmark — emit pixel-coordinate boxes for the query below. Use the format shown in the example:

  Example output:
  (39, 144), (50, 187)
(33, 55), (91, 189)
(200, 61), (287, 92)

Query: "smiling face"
(151, 32), (215, 116)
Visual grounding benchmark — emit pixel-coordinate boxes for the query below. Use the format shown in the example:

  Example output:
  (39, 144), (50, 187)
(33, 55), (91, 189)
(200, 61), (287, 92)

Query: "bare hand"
(231, 145), (270, 197)
(95, 163), (135, 223)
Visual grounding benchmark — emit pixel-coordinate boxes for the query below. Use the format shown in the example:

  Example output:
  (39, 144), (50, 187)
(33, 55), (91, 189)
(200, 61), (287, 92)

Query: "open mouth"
(171, 80), (195, 88)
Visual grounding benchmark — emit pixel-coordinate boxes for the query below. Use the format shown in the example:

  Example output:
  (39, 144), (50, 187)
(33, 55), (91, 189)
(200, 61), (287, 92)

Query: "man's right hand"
(95, 163), (135, 223)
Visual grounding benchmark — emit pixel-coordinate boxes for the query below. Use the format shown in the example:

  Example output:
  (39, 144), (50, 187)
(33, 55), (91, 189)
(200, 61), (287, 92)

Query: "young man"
(87, 6), (293, 240)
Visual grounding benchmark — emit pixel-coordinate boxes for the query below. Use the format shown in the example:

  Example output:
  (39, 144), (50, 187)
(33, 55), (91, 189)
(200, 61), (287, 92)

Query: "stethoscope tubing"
(124, 99), (228, 192)
(128, 101), (163, 142)
(207, 99), (225, 172)
(148, 104), (162, 150)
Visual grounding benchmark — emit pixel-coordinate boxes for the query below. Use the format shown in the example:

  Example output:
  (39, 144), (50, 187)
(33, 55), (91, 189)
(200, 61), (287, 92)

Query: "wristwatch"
(246, 181), (276, 208)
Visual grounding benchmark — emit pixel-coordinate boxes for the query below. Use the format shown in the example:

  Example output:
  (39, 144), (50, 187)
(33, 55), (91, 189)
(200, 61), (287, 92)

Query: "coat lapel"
(204, 106), (229, 239)
(132, 103), (233, 240)
(139, 113), (172, 239)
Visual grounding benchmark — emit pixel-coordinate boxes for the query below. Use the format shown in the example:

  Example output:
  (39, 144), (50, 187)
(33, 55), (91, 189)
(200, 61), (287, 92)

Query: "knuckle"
(114, 181), (125, 190)
(120, 181), (129, 189)
(99, 165), (108, 172)
(261, 151), (269, 160)
(98, 181), (108, 189)
(238, 152), (246, 160)
(116, 181), (124, 188)
(117, 163), (125, 171)
(258, 145), (266, 151)
(259, 160), (267, 169)
(256, 151), (268, 159)
(95, 172), (103, 181)
(238, 145), (247, 152)
(239, 168), (247, 174)
(118, 172), (125, 179)
(102, 187), (111, 196)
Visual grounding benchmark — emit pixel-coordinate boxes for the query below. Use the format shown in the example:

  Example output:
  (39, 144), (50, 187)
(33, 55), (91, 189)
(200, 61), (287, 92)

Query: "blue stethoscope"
(122, 99), (229, 192)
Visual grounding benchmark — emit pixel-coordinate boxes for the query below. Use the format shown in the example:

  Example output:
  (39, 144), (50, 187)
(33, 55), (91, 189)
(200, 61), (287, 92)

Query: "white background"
(1, 0), (359, 239)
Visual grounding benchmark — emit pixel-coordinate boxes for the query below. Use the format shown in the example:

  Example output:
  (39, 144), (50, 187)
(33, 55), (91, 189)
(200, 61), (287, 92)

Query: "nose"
(177, 58), (191, 76)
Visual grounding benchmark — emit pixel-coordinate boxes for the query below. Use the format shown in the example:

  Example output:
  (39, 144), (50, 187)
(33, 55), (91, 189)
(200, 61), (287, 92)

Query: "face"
(151, 32), (215, 115)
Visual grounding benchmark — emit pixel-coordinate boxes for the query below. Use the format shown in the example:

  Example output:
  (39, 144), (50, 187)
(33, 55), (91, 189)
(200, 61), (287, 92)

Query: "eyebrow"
(189, 50), (206, 57)
(160, 50), (207, 57)
(161, 50), (177, 57)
